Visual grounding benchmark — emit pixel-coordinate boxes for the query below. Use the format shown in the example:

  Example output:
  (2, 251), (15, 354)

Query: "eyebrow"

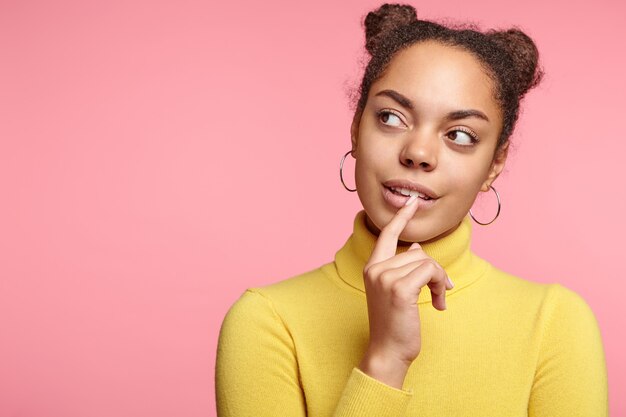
(374, 89), (490, 122)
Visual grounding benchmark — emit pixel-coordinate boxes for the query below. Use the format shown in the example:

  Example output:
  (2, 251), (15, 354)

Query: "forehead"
(372, 40), (500, 118)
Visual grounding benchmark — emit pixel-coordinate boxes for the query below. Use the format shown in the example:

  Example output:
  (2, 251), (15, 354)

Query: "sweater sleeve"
(215, 289), (306, 417)
(528, 284), (608, 417)
(331, 367), (412, 416)
(215, 289), (413, 417)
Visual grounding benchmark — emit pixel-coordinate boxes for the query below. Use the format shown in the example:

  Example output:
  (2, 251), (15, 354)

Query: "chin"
(364, 207), (431, 242)
(365, 204), (459, 244)
(398, 224), (439, 244)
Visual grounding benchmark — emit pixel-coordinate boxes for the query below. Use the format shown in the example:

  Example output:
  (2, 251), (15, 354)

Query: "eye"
(377, 109), (405, 128)
(446, 128), (479, 146)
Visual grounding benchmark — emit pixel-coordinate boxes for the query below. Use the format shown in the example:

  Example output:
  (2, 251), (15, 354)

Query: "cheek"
(441, 156), (487, 199)
(354, 153), (379, 195)
(354, 144), (391, 210)
(354, 139), (388, 182)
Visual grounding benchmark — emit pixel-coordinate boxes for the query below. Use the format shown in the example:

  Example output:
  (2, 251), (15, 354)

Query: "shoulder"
(254, 262), (337, 297)
(497, 275), (605, 352)
(218, 289), (280, 339)
(476, 259), (600, 323)
(476, 259), (554, 305)
(539, 283), (603, 337)
(220, 261), (339, 327)
(544, 282), (594, 309)
(248, 261), (348, 312)
(217, 286), (300, 356)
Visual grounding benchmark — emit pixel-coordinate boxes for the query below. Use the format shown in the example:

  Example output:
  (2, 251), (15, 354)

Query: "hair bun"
(364, 4), (417, 55)
(486, 28), (544, 98)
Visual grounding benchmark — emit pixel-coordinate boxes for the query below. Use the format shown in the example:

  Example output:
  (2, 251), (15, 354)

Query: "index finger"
(367, 194), (420, 266)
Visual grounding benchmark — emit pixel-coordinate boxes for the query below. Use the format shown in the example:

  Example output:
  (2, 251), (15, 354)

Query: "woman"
(215, 4), (608, 416)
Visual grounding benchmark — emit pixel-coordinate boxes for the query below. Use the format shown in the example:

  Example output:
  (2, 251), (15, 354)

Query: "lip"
(381, 181), (439, 211)
(382, 179), (439, 199)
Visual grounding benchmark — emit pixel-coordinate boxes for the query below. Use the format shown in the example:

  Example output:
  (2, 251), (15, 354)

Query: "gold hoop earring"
(339, 150), (356, 192)
(469, 185), (501, 225)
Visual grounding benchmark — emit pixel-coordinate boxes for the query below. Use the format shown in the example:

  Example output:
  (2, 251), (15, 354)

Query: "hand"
(358, 195), (454, 388)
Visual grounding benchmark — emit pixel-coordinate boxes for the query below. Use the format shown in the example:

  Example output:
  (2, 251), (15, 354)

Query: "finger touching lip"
(382, 185), (438, 210)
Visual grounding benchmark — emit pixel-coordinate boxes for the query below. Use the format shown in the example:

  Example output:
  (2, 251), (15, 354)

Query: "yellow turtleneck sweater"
(215, 211), (608, 416)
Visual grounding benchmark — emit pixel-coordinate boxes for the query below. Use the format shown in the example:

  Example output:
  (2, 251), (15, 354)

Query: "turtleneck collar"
(334, 210), (488, 304)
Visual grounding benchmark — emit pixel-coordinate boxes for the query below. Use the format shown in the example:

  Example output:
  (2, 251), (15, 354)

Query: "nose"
(400, 130), (438, 170)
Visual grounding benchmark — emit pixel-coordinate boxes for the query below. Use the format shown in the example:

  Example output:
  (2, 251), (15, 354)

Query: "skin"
(351, 40), (509, 244)
(349, 40), (510, 389)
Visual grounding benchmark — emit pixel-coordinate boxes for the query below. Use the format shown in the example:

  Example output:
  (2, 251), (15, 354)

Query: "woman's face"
(351, 40), (508, 243)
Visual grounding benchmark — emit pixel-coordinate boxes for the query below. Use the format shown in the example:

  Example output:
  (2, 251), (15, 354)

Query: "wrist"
(358, 351), (411, 390)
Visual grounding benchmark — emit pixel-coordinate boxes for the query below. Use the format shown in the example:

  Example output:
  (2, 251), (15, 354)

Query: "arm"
(215, 290), (414, 417)
(215, 290), (306, 416)
(332, 366), (413, 417)
(528, 284), (608, 417)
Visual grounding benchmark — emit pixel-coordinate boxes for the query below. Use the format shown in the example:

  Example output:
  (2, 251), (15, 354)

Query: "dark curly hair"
(350, 3), (544, 156)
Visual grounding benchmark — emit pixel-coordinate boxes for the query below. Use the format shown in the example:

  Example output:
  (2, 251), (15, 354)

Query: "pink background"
(1, 0), (624, 416)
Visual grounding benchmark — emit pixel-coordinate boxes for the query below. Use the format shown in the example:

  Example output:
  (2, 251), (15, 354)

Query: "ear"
(480, 142), (509, 192)
(350, 110), (362, 153)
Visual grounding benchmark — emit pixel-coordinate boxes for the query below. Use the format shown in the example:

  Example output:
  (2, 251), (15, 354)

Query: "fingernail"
(447, 276), (455, 288)
(405, 195), (417, 206)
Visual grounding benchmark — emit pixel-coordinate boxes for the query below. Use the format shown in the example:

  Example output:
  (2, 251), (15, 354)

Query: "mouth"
(384, 185), (434, 201)
(382, 179), (439, 200)
(381, 180), (439, 210)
